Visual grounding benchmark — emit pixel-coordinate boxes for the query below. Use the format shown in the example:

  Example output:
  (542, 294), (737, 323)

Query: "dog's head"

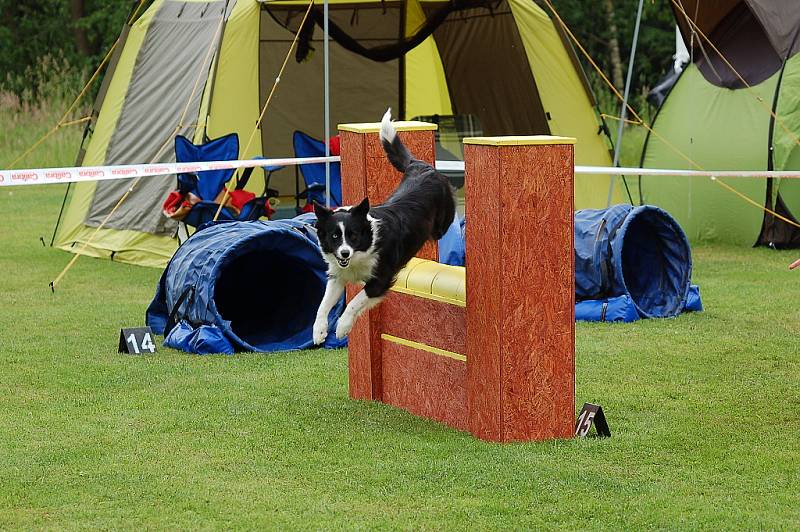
(314, 198), (374, 269)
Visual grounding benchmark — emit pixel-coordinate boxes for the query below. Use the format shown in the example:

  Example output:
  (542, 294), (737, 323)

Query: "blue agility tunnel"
(574, 204), (701, 321)
(146, 215), (345, 354)
(438, 205), (701, 322)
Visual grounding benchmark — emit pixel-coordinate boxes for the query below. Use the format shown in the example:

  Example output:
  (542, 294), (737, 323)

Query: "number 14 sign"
(118, 327), (157, 354)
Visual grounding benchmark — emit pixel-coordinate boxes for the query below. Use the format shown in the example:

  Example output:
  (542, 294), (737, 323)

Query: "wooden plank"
(381, 338), (468, 432)
(380, 291), (466, 357)
(465, 139), (575, 442)
(464, 143), (503, 441)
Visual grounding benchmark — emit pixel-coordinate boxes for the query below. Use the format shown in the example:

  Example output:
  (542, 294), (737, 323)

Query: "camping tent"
(640, 0), (800, 247)
(54, 0), (618, 267)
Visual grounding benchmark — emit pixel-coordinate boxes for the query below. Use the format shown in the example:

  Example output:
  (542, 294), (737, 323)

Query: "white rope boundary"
(4, 157), (800, 188)
(437, 160), (800, 179)
(0, 156), (340, 188)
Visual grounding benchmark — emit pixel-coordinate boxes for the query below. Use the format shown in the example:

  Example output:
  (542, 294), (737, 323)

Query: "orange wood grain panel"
(381, 339), (469, 432)
(347, 333), (371, 399)
(341, 131), (377, 400)
(340, 131), (366, 207)
(380, 291), (466, 356)
(340, 124), (446, 404)
(465, 142), (575, 442)
(497, 144), (574, 441)
(464, 143), (503, 441)
(346, 286), (383, 400)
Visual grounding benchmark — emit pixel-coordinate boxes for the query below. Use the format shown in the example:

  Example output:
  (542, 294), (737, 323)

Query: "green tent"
(54, 0), (618, 267)
(640, 0), (800, 247)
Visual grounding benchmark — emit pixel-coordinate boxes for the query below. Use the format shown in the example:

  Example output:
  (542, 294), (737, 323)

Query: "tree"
(549, 0), (675, 112)
(70, 0), (91, 56)
(0, 0), (143, 97)
(602, 0), (625, 90)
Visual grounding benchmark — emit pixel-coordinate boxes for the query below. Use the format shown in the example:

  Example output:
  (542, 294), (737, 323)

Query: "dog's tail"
(380, 108), (414, 173)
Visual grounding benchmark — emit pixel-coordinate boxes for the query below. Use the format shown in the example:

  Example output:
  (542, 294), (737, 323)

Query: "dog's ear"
(313, 201), (332, 222)
(351, 197), (370, 218)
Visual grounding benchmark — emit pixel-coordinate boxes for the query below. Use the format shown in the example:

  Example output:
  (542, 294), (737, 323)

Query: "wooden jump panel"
(465, 137), (575, 442)
(339, 122), (576, 442)
(381, 338), (468, 432)
(339, 121), (439, 261)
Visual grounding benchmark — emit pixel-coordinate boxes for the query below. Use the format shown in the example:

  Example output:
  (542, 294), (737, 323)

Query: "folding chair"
(292, 131), (342, 213)
(163, 134), (282, 233)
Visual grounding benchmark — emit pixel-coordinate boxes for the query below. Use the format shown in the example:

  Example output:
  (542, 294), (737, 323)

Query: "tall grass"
(0, 57), (90, 170)
(589, 73), (655, 168)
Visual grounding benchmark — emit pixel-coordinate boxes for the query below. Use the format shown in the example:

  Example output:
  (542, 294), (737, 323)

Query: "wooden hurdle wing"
(339, 122), (575, 442)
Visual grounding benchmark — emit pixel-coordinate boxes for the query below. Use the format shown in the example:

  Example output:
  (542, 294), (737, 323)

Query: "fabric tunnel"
(574, 204), (702, 321)
(146, 214), (346, 354)
(438, 205), (702, 322)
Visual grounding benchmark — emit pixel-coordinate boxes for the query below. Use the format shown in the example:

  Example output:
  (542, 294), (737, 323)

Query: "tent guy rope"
(540, 0), (800, 232)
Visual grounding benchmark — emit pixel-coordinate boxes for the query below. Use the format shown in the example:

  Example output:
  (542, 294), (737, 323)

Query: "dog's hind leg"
(313, 277), (346, 345)
(334, 284), (387, 340)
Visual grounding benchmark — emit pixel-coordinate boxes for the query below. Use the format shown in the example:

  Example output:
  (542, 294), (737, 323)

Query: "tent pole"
(607, 0), (644, 207)
(50, 183), (72, 247)
(324, 0), (331, 208)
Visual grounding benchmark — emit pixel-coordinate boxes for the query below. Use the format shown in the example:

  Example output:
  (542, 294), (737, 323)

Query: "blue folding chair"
(293, 131), (342, 212)
(173, 134), (282, 230)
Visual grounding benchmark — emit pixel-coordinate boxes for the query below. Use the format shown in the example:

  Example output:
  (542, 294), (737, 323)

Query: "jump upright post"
(338, 120), (575, 442)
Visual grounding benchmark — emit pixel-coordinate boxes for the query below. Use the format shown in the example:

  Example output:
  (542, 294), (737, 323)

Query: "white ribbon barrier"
(4, 158), (800, 188)
(436, 160), (800, 179)
(0, 156), (341, 188)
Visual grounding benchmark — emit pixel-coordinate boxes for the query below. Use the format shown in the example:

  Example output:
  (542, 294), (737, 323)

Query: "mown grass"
(3, 179), (800, 530)
(1, 92), (800, 529)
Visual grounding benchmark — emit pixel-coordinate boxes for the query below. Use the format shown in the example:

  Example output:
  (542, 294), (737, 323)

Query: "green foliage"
(0, 60), (88, 168)
(551, 0), (676, 118)
(0, 1), (139, 97)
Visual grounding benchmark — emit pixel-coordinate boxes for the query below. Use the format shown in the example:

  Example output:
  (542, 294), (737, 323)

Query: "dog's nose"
(340, 249), (351, 258)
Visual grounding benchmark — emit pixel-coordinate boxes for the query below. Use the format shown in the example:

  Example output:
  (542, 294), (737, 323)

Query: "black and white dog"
(312, 109), (456, 344)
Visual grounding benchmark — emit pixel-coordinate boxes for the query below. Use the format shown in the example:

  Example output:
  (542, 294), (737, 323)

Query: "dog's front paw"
(312, 319), (328, 345)
(335, 315), (354, 340)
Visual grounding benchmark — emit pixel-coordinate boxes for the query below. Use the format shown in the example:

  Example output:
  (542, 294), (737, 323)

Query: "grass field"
(2, 100), (800, 529)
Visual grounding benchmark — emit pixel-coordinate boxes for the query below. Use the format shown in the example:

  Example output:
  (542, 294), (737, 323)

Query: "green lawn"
(2, 96), (800, 528)
(1, 179), (799, 529)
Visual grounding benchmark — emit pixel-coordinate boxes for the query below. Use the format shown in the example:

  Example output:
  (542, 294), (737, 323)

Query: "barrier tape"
(436, 160), (800, 179)
(0, 156), (341, 188)
(5, 158), (800, 188)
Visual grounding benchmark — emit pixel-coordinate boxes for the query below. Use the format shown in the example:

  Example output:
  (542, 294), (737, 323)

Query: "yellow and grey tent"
(54, 0), (617, 267)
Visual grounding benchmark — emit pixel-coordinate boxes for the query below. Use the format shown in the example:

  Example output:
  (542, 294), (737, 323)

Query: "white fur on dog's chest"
(325, 252), (378, 284)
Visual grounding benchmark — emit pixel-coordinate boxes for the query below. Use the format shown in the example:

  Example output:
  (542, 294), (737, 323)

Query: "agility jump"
(338, 121), (575, 442)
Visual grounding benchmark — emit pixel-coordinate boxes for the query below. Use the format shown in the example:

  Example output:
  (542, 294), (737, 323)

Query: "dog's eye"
(332, 232), (340, 239)
(346, 230), (355, 240)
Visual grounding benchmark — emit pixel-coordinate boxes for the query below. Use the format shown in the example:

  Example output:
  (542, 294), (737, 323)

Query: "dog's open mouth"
(337, 257), (350, 268)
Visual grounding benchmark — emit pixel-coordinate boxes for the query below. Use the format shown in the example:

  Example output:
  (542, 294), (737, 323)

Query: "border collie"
(312, 109), (456, 344)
